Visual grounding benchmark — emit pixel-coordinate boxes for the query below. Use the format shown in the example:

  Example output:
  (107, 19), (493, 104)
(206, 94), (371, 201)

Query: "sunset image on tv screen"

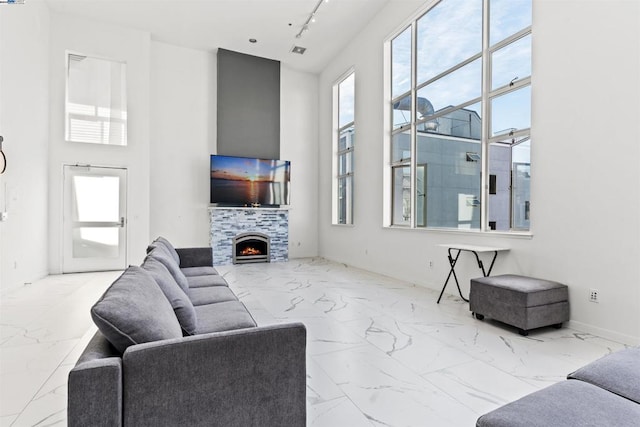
(210, 155), (290, 205)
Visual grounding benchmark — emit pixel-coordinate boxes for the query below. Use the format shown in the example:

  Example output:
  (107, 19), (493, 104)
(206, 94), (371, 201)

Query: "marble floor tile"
(306, 358), (346, 406)
(312, 345), (479, 426)
(0, 339), (78, 417)
(0, 415), (17, 426)
(0, 258), (630, 426)
(10, 363), (69, 426)
(308, 397), (373, 427)
(423, 360), (539, 415)
(303, 316), (369, 356)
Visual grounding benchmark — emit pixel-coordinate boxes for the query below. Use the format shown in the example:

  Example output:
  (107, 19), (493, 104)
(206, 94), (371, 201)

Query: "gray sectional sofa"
(477, 346), (640, 426)
(68, 237), (307, 427)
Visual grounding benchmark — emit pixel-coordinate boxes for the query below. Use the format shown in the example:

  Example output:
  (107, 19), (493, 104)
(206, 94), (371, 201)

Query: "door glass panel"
(64, 165), (127, 272)
(73, 175), (120, 221)
(71, 173), (121, 259)
(73, 227), (120, 258)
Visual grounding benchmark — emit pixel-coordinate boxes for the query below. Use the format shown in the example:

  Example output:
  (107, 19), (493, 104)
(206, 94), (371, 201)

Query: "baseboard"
(568, 320), (640, 346)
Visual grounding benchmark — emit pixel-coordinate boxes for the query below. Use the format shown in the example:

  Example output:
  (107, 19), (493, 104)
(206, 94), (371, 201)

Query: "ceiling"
(43, 0), (391, 73)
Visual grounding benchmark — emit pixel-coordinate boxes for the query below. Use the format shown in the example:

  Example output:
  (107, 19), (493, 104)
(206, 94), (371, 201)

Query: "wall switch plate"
(0, 212), (7, 221)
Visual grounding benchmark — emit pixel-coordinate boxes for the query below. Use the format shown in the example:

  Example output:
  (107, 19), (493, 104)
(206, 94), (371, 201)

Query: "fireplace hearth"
(233, 232), (270, 264)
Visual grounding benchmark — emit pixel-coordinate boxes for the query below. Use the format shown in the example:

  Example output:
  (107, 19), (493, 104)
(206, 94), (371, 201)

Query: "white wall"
(48, 13), (151, 272)
(318, 0), (640, 343)
(149, 41), (215, 247)
(281, 66), (319, 258)
(149, 44), (319, 258)
(0, 1), (50, 292)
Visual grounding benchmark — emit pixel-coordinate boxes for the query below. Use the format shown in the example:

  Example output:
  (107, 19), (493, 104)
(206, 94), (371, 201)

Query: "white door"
(63, 165), (127, 273)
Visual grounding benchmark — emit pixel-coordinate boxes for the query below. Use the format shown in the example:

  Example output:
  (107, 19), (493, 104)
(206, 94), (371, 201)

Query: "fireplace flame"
(240, 247), (262, 256)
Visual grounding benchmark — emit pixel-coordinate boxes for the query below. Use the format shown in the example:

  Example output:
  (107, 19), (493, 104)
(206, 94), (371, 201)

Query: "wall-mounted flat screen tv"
(210, 155), (291, 206)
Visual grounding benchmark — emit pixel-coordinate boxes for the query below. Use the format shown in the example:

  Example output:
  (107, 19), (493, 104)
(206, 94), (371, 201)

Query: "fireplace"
(210, 207), (288, 265)
(233, 232), (270, 264)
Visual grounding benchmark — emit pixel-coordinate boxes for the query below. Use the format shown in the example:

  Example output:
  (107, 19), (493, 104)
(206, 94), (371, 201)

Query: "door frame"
(62, 164), (128, 273)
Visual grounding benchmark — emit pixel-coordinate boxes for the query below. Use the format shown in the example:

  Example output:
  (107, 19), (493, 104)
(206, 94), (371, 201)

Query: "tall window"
(334, 72), (355, 225)
(389, 0), (531, 231)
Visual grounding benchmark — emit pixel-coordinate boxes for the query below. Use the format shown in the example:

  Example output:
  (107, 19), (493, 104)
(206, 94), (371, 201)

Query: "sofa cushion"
(476, 379), (640, 427)
(194, 301), (256, 334)
(155, 236), (181, 263)
(187, 286), (238, 306)
(181, 266), (219, 277)
(187, 274), (229, 288)
(141, 256), (198, 335)
(148, 245), (190, 293)
(568, 347), (640, 404)
(90, 266), (183, 353)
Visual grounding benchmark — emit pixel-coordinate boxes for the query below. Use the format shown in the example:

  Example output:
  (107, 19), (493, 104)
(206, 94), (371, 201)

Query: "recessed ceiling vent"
(291, 46), (307, 55)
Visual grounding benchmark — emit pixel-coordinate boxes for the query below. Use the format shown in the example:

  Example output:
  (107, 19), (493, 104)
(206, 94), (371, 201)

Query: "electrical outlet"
(429, 261), (434, 268)
(589, 289), (599, 303)
(0, 212), (7, 221)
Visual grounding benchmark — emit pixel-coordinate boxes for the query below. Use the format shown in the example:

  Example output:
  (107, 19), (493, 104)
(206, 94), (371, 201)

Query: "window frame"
(385, 0), (532, 233)
(333, 69), (355, 225)
(65, 50), (128, 146)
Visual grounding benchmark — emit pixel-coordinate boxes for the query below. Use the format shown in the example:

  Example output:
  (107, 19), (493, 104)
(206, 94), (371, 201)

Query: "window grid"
(389, 0), (531, 232)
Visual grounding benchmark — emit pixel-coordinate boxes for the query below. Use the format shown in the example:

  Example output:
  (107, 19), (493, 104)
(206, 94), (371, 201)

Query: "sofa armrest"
(122, 323), (307, 427)
(175, 247), (213, 268)
(68, 332), (123, 427)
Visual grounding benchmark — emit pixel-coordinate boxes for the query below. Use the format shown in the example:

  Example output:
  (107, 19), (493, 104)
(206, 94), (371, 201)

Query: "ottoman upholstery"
(470, 274), (569, 335)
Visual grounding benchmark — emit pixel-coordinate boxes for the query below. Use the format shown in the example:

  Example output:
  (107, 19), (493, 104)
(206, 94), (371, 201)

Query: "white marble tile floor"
(0, 258), (628, 426)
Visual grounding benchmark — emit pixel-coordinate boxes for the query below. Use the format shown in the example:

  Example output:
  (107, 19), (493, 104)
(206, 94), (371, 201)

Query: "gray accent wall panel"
(217, 49), (280, 159)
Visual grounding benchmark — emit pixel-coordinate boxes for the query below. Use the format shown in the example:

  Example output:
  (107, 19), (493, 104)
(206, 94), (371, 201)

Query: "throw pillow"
(91, 266), (183, 353)
(155, 236), (181, 264)
(148, 245), (190, 293)
(141, 256), (198, 335)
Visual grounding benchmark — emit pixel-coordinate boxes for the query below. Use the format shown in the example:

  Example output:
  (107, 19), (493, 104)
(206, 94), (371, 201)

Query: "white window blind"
(66, 53), (127, 146)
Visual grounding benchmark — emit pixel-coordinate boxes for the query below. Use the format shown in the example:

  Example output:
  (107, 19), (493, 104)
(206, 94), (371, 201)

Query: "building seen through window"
(335, 72), (355, 225)
(389, 0), (531, 231)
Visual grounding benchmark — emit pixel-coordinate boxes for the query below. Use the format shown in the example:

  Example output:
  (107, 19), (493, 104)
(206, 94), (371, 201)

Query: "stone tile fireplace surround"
(209, 207), (288, 265)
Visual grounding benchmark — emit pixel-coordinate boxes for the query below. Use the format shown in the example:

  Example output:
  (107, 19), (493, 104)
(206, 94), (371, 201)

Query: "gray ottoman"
(469, 274), (569, 336)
